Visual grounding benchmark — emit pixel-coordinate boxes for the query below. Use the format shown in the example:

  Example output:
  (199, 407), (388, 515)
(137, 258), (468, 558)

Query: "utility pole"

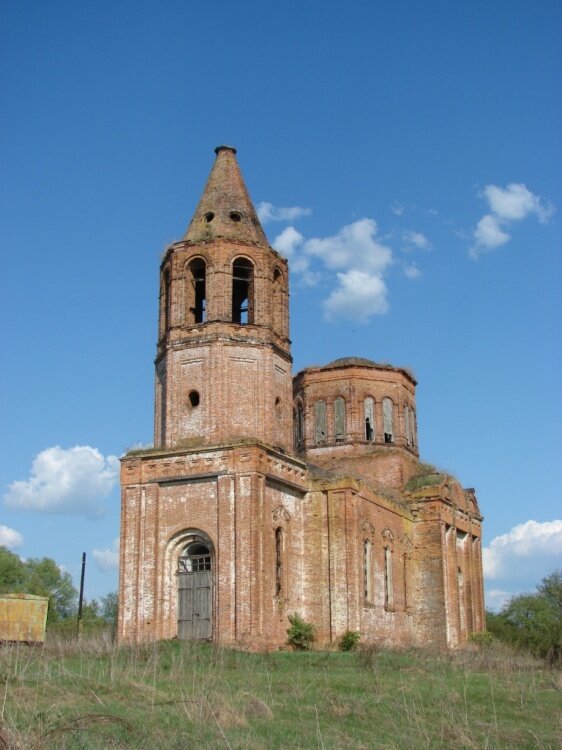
(77, 552), (86, 636)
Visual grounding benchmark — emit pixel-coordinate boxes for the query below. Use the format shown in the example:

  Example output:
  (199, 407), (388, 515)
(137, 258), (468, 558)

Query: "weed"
(286, 613), (315, 651)
(338, 630), (361, 652)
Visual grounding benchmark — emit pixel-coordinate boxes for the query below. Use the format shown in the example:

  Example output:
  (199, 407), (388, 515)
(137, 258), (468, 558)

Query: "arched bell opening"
(185, 258), (207, 324)
(232, 257), (254, 324)
(272, 267), (285, 335)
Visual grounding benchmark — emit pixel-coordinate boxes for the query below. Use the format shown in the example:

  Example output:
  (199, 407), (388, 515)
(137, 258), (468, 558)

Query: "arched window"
(275, 527), (284, 597)
(364, 397), (375, 441)
(403, 553), (410, 608)
(294, 401), (304, 448)
(334, 397), (346, 441)
(404, 405), (411, 445)
(186, 258), (206, 324)
(384, 546), (393, 608)
(364, 539), (373, 603)
(157, 368), (167, 447)
(178, 541), (212, 572)
(272, 268), (284, 334)
(383, 397), (394, 443)
(314, 400), (327, 444)
(411, 408), (417, 447)
(458, 566), (465, 631)
(232, 258), (254, 324)
(161, 268), (171, 335)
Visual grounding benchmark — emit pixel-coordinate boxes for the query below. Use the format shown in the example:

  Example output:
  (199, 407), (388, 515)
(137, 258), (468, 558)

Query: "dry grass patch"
(0, 635), (560, 749)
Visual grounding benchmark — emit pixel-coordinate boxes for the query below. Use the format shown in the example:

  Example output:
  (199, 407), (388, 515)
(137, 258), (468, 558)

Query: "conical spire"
(183, 146), (269, 246)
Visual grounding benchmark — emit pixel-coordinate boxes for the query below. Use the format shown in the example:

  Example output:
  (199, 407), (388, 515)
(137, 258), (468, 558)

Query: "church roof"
(324, 357), (381, 368)
(295, 356), (417, 384)
(183, 146), (269, 247)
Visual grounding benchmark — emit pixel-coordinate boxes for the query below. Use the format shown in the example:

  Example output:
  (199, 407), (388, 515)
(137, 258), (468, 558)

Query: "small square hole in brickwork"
(188, 390), (200, 407)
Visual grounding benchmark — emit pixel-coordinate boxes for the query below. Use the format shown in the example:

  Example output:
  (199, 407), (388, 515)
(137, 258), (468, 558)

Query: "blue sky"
(1, 0), (560, 610)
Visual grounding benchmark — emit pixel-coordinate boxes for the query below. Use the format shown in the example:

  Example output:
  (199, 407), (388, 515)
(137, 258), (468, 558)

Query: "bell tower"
(154, 146), (293, 453)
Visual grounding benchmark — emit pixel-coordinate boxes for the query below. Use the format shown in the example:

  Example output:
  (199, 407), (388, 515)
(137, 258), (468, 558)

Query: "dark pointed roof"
(183, 146), (269, 246)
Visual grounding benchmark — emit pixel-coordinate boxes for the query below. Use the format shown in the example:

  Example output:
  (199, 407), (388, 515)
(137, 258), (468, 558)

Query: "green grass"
(1, 635), (560, 749)
(403, 462), (447, 492)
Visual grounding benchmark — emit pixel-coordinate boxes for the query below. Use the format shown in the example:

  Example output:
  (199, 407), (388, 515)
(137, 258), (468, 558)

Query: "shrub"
(469, 630), (495, 648)
(339, 630), (361, 652)
(286, 613), (315, 651)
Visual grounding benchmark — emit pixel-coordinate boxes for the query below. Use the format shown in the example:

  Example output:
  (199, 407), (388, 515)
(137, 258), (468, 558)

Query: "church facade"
(118, 146), (485, 649)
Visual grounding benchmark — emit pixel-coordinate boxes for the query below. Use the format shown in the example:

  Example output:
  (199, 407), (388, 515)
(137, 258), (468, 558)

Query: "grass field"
(1, 635), (560, 749)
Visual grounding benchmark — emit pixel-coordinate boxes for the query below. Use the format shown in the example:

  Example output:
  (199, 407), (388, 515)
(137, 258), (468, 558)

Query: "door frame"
(172, 530), (215, 641)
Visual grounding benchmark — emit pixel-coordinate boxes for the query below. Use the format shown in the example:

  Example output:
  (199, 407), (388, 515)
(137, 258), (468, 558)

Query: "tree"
(74, 592), (119, 637)
(101, 591), (118, 628)
(0, 547), (77, 623)
(0, 546), (26, 591)
(537, 570), (562, 614)
(491, 570), (562, 663)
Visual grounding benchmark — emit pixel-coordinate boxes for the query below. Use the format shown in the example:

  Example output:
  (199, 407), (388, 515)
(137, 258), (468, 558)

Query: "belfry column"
(154, 146), (294, 453)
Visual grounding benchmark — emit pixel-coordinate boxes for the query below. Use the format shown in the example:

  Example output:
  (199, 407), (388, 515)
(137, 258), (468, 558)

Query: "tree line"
(0, 545), (117, 631)
(485, 570), (561, 664)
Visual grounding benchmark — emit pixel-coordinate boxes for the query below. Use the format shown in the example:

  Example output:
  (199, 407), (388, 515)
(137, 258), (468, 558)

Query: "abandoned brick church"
(118, 146), (485, 648)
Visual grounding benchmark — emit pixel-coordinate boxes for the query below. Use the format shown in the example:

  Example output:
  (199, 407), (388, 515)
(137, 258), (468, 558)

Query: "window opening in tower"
(189, 259), (207, 324)
(232, 259), (254, 324)
(334, 397), (346, 441)
(364, 397), (375, 441)
(383, 397), (394, 443)
(162, 269), (171, 333)
(315, 400), (327, 443)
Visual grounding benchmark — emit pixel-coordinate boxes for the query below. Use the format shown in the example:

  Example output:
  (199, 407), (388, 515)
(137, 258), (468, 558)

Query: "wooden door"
(177, 552), (212, 640)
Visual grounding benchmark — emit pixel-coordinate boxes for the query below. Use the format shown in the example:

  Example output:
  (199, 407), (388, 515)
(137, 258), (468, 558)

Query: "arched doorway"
(177, 538), (213, 640)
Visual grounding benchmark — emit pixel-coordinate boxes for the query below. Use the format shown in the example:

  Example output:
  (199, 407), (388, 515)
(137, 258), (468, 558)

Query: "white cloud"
(4, 446), (119, 518)
(305, 218), (392, 275)
(276, 218), (397, 322)
(93, 538), (119, 571)
(471, 183), (554, 258)
(0, 525), (23, 549)
(483, 519), (562, 581)
(273, 226), (304, 258)
(471, 215), (510, 256)
(402, 230), (431, 250)
(257, 201), (311, 224)
(324, 269), (389, 322)
(482, 183), (554, 223)
(403, 263), (421, 279)
(391, 202), (405, 216)
(273, 226), (318, 285)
